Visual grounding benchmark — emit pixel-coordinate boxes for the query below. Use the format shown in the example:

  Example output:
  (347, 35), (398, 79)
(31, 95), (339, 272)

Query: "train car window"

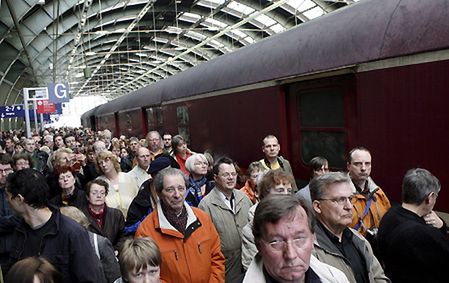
(300, 91), (344, 127)
(298, 90), (346, 168)
(176, 106), (190, 143)
(300, 131), (346, 168)
(146, 107), (164, 132)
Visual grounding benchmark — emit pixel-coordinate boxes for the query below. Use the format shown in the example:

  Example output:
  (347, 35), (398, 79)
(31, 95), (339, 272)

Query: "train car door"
(285, 74), (356, 188)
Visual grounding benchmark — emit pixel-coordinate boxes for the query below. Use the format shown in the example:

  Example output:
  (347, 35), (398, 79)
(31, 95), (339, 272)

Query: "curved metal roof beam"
(114, 0), (293, 94)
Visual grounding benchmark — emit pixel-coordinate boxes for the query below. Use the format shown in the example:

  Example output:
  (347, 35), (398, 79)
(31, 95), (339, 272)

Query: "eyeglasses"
(319, 195), (353, 205)
(219, 172), (237, 178)
(90, 191), (106, 196)
(194, 161), (208, 166)
(263, 237), (308, 251)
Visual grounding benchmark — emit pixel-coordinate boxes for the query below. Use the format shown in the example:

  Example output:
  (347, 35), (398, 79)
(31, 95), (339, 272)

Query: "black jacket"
(82, 205), (125, 249)
(9, 208), (102, 283)
(49, 185), (87, 209)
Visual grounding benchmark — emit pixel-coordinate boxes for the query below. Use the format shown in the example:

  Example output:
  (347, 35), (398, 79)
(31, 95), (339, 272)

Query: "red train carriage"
(81, 0), (449, 213)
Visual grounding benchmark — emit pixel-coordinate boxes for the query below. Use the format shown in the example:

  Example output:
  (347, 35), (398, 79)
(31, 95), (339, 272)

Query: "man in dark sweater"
(5, 169), (101, 282)
(378, 168), (449, 283)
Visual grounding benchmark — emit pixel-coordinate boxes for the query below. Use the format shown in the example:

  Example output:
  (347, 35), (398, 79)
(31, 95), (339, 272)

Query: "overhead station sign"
(48, 83), (70, 104)
(36, 100), (56, 114)
(0, 105), (25, 118)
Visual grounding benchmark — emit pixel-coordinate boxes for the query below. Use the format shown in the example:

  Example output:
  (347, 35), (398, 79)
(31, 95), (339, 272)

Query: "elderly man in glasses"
(241, 194), (348, 283)
(311, 172), (389, 283)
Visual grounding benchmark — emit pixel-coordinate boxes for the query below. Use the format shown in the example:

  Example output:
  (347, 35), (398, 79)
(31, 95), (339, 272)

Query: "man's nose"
(283, 242), (296, 260)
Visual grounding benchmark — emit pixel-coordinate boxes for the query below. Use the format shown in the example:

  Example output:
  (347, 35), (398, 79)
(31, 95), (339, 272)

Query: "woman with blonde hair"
(95, 151), (138, 217)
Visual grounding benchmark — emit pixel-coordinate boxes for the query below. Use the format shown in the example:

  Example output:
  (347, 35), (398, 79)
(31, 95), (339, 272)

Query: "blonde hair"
(119, 237), (162, 280)
(60, 206), (90, 228)
(96, 150), (121, 174)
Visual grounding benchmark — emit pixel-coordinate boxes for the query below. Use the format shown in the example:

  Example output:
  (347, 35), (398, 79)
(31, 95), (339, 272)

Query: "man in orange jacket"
(135, 168), (225, 283)
(347, 147), (391, 238)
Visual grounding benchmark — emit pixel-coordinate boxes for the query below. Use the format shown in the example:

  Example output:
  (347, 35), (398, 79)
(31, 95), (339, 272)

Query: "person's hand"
(424, 210), (444, 229)
(76, 154), (87, 166)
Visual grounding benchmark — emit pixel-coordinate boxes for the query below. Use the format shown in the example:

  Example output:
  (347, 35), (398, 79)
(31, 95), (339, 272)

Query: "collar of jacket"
(314, 221), (353, 260)
(209, 187), (245, 213)
(156, 200), (201, 239)
(348, 175), (379, 194)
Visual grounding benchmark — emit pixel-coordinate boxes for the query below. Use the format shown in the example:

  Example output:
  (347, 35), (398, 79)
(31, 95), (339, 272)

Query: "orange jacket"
(351, 187), (391, 236)
(135, 203), (225, 283)
(240, 180), (257, 205)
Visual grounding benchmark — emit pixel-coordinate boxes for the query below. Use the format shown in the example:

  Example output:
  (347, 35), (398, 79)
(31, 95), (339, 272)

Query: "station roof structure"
(0, 0), (359, 105)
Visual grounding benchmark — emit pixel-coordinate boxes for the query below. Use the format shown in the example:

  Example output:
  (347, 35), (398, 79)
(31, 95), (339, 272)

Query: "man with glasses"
(310, 172), (389, 283)
(199, 157), (252, 283)
(378, 168), (449, 282)
(242, 194), (348, 283)
(347, 147), (391, 237)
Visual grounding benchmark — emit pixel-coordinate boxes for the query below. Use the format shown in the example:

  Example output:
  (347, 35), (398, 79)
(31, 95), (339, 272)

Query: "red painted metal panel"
(165, 87), (282, 168)
(356, 60), (449, 211)
(117, 109), (144, 138)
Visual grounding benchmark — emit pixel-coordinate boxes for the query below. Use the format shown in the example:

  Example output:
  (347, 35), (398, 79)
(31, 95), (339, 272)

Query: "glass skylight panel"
(185, 31), (207, 41)
(230, 29), (247, 38)
(270, 23), (285, 33)
(179, 12), (201, 23)
(165, 26), (182, 34)
(204, 18), (227, 28)
(208, 39), (224, 49)
(160, 49), (176, 57)
(117, 15), (137, 22)
(100, 2), (125, 14)
(244, 37), (254, 44)
(303, 6), (324, 19)
(153, 37), (169, 44)
(127, 0), (149, 6)
(226, 2), (255, 15)
(254, 14), (277, 27)
(196, 0), (225, 9)
(287, 0), (315, 12)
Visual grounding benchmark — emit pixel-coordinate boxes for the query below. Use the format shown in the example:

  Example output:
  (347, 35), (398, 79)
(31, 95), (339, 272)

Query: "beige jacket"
(199, 187), (252, 283)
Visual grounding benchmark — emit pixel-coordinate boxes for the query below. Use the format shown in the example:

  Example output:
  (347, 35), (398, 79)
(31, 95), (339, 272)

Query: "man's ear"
(312, 200), (321, 214)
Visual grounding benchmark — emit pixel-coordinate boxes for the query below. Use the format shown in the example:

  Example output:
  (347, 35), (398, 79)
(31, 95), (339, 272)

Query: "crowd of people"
(0, 127), (447, 283)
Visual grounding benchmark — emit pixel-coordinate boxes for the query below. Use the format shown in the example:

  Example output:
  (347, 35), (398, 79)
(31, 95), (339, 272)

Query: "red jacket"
(135, 203), (225, 283)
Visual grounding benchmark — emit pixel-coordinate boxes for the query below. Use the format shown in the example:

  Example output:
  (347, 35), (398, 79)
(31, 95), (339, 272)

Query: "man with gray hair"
(146, 131), (164, 161)
(378, 168), (449, 282)
(135, 167), (225, 282)
(310, 172), (389, 283)
(242, 194), (348, 283)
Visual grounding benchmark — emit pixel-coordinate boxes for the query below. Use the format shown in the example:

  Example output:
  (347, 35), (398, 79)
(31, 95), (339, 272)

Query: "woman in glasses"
(82, 178), (125, 249)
